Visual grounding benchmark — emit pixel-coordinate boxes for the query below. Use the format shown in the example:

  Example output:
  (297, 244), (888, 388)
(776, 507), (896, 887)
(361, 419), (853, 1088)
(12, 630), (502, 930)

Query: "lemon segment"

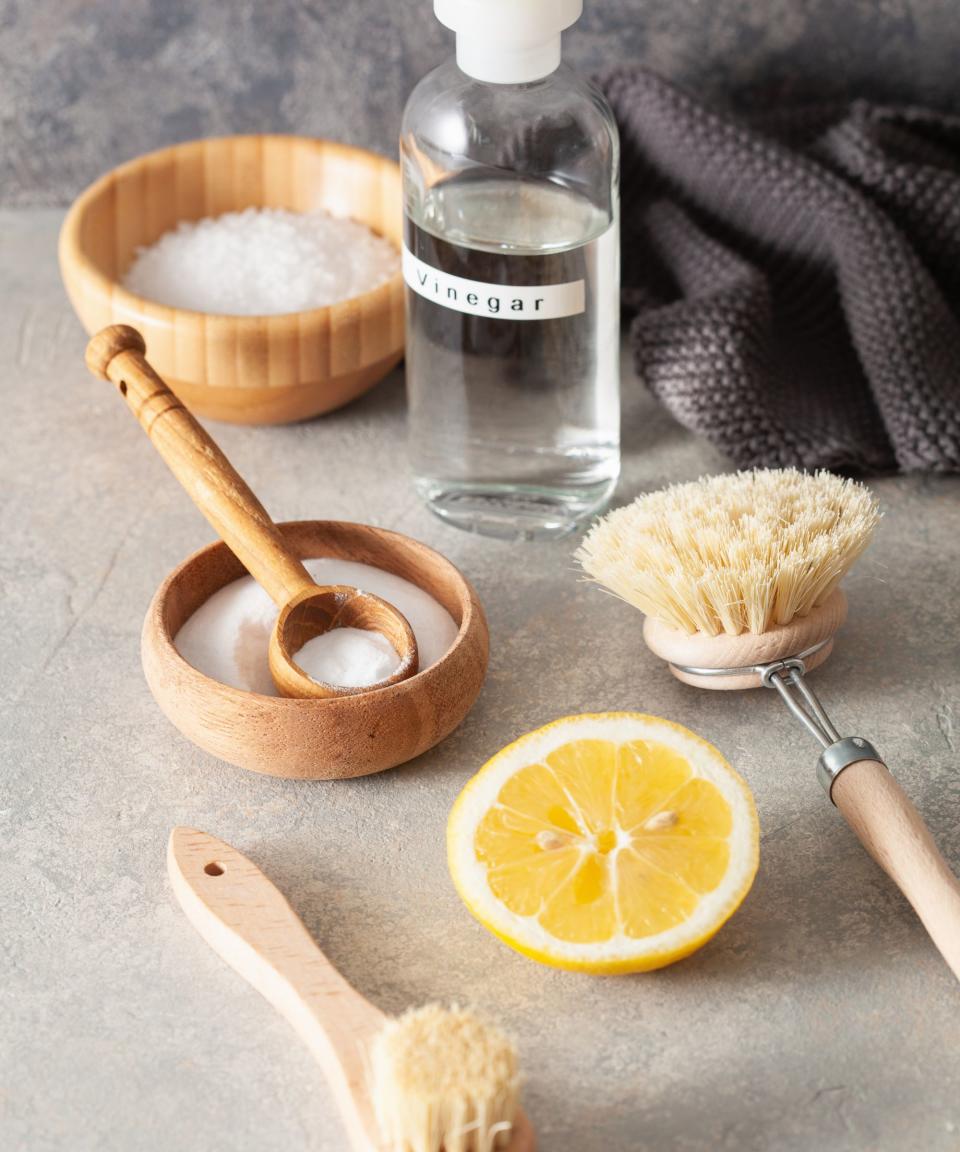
(448, 713), (759, 973)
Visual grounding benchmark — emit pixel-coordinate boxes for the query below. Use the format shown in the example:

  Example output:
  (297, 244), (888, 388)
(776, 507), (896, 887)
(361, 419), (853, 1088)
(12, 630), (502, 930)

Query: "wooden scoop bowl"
(86, 325), (417, 700)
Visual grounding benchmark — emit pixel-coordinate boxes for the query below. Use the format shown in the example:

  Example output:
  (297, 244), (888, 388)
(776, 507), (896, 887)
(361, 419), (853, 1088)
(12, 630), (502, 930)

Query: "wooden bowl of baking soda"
(59, 135), (404, 424)
(142, 521), (489, 779)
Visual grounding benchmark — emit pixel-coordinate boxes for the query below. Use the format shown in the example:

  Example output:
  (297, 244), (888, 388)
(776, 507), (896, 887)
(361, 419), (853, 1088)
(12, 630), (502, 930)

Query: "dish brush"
(167, 827), (534, 1151)
(577, 468), (960, 980)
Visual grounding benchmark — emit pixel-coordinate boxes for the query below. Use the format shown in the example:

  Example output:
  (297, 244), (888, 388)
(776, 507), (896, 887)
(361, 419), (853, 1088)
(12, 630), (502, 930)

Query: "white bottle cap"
(435, 0), (583, 85)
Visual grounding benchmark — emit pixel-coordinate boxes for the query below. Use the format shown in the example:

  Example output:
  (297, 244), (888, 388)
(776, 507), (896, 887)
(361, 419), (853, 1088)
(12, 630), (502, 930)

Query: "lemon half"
(448, 713), (759, 973)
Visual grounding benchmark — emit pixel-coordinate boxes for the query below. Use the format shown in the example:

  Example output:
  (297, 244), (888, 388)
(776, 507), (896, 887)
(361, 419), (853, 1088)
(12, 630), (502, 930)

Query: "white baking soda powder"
(175, 558), (459, 695)
(123, 207), (398, 315)
(294, 627), (402, 689)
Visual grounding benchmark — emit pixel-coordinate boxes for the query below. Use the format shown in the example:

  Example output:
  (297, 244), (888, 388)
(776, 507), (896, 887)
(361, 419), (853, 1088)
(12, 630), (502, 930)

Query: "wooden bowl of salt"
(142, 521), (488, 779)
(59, 135), (404, 425)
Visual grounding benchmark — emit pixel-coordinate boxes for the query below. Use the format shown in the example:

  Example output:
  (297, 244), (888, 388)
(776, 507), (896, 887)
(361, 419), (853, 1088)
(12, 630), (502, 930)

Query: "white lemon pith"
(447, 713), (759, 973)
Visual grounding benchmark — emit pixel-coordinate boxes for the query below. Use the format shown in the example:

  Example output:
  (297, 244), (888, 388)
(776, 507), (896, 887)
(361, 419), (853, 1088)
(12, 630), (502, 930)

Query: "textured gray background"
(3, 0), (960, 207)
(4, 4), (960, 1150)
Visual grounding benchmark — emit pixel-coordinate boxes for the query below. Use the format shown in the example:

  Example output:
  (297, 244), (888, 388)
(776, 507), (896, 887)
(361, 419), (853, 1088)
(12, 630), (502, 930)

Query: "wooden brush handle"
(167, 828), (385, 1152)
(831, 761), (960, 980)
(86, 325), (315, 607)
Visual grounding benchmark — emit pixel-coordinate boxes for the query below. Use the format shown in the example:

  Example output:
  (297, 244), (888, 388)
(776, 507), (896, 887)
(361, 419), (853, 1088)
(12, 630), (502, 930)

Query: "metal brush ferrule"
(671, 643), (884, 803)
(816, 737), (882, 797)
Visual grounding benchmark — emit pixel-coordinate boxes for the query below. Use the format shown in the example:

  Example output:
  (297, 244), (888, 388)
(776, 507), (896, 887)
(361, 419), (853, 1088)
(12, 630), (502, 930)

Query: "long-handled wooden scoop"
(168, 828), (536, 1152)
(578, 468), (960, 980)
(86, 325), (418, 699)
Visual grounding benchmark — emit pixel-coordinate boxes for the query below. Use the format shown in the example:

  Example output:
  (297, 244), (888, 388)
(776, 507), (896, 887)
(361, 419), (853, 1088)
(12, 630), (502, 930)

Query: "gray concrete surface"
(3, 208), (960, 1151)
(4, 0), (960, 207)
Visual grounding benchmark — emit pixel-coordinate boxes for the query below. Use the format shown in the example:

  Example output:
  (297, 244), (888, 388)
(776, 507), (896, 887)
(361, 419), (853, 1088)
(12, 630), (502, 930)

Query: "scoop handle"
(831, 761), (960, 980)
(167, 827), (384, 1152)
(86, 325), (314, 607)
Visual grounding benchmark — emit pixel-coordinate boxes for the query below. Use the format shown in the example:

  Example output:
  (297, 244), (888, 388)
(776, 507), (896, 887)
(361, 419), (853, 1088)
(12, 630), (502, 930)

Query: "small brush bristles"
(576, 468), (880, 637)
(371, 1004), (520, 1152)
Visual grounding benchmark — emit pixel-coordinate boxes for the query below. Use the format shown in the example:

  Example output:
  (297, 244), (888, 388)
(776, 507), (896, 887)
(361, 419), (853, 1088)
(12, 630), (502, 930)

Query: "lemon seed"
(644, 810), (678, 831)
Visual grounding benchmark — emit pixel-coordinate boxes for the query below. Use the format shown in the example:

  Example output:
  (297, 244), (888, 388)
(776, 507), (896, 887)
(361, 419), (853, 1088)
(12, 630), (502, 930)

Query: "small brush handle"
(830, 762), (960, 980)
(86, 325), (315, 608)
(167, 828), (385, 1151)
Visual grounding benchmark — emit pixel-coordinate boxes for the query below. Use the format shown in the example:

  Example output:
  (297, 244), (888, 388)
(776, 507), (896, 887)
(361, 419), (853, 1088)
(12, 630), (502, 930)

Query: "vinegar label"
(402, 243), (586, 322)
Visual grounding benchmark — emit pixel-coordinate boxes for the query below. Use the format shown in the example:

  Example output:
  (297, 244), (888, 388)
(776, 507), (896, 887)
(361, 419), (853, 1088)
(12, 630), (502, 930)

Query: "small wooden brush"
(167, 828), (534, 1151)
(577, 468), (960, 980)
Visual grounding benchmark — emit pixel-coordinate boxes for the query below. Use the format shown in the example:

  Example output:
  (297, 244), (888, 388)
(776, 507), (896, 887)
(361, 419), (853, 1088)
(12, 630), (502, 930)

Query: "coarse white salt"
(123, 207), (399, 316)
(295, 627), (401, 689)
(175, 558), (459, 695)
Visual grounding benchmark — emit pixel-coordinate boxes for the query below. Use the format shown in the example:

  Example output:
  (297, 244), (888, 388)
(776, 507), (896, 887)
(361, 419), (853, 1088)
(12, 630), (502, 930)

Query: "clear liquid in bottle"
(404, 174), (620, 540)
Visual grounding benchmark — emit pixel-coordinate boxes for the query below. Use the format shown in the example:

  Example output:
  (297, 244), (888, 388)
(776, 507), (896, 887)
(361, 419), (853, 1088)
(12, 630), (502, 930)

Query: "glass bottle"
(401, 0), (620, 540)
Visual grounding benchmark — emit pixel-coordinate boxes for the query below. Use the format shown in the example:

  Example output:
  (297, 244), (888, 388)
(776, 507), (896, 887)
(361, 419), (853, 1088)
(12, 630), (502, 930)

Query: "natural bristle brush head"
(576, 469), (880, 688)
(370, 1004), (526, 1152)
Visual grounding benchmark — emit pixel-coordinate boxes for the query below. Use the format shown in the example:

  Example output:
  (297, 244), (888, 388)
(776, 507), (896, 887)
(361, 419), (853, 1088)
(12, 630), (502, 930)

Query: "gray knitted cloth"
(600, 68), (960, 473)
